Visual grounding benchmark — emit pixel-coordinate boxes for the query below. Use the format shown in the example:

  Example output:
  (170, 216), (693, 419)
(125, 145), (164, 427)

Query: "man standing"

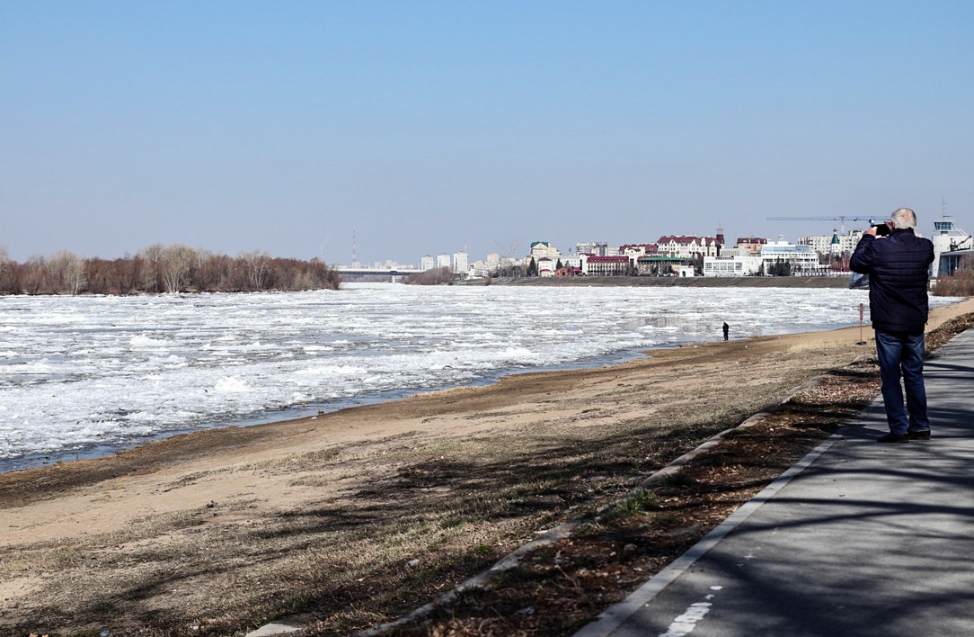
(850, 208), (935, 443)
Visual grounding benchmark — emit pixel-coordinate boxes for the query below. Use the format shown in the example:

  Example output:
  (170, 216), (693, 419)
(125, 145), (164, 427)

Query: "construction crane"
(766, 216), (876, 234)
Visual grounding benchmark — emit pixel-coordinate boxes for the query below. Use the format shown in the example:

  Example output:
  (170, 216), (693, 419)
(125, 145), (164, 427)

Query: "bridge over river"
(333, 265), (424, 282)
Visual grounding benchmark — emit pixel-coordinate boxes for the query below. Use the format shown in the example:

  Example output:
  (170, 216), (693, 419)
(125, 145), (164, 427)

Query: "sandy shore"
(3, 298), (972, 632)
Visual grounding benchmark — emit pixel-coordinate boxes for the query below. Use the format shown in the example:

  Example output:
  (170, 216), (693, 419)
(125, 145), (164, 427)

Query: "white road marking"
(658, 601), (713, 637)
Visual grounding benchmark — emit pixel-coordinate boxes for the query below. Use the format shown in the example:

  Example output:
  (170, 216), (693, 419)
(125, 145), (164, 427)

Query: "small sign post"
(858, 302), (865, 345)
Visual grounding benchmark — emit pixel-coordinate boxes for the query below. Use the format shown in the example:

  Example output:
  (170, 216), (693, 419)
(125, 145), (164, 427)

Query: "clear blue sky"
(2, 1), (972, 265)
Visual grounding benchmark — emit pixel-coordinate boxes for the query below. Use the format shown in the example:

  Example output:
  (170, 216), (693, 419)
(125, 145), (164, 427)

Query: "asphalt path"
(574, 328), (974, 637)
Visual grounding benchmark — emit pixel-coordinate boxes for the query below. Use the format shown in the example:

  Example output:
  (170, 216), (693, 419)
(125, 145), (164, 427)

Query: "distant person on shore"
(850, 208), (934, 443)
(722, 322), (729, 341)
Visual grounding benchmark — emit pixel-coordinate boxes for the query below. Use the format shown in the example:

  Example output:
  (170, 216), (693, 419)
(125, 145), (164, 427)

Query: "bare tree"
(47, 250), (87, 294)
(66, 257), (87, 294)
(159, 244), (196, 293)
(405, 267), (454, 285)
(222, 256), (249, 291)
(240, 250), (270, 290)
(138, 244), (165, 292)
(0, 245), (12, 293)
(115, 256), (144, 294)
(21, 255), (47, 295)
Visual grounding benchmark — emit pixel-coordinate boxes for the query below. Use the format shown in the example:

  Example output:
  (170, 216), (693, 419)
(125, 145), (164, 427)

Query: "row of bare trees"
(0, 244), (340, 295)
(403, 266), (457, 285)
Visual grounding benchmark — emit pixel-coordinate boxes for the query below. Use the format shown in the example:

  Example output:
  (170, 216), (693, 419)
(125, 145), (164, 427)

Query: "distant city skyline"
(3, 2), (972, 265)
(344, 219), (947, 270)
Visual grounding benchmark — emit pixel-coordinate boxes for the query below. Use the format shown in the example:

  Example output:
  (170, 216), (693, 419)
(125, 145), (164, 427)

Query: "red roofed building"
(656, 235), (721, 258)
(619, 243), (660, 258)
(585, 255), (631, 276)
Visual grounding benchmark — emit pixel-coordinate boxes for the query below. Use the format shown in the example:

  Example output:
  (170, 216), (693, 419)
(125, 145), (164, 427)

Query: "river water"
(1, 283), (953, 471)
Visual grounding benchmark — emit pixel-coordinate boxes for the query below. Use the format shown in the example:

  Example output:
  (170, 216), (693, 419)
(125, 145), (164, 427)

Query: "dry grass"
(932, 270), (974, 296)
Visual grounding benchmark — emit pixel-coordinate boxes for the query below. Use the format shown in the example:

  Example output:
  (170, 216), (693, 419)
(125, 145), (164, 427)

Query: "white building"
(452, 251), (468, 274)
(575, 242), (610, 256)
(931, 216), (972, 278)
(436, 253), (451, 268)
(561, 256), (586, 273)
(703, 255), (764, 277)
(760, 241), (821, 274)
(467, 259), (491, 279)
(537, 257), (556, 277)
(420, 255), (435, 271)
(528, 241), (561, 261)
(704, 242), (819, 276)
(799, 230), (864, 256)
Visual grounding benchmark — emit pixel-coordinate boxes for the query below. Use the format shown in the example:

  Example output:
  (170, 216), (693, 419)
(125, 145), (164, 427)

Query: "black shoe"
(877, 433), (910, 443)
(907, 430), (932, 441)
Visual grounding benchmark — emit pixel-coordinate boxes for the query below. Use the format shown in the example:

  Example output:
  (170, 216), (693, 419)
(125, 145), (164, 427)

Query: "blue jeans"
(875, 329), (930, 435)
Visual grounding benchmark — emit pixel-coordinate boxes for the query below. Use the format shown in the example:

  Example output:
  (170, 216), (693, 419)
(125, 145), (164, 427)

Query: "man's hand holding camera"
(865, 220), (893, 237)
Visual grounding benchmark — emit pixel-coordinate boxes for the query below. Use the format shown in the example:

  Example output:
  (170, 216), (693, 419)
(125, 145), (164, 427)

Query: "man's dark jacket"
(850, 228), (934, 335)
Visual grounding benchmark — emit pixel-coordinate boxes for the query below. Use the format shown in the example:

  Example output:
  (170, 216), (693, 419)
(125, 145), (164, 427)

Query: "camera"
(871, 221), (891, 236)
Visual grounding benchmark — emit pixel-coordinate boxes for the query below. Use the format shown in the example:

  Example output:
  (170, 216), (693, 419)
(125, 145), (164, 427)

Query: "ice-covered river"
(0, 283), (955, 471)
